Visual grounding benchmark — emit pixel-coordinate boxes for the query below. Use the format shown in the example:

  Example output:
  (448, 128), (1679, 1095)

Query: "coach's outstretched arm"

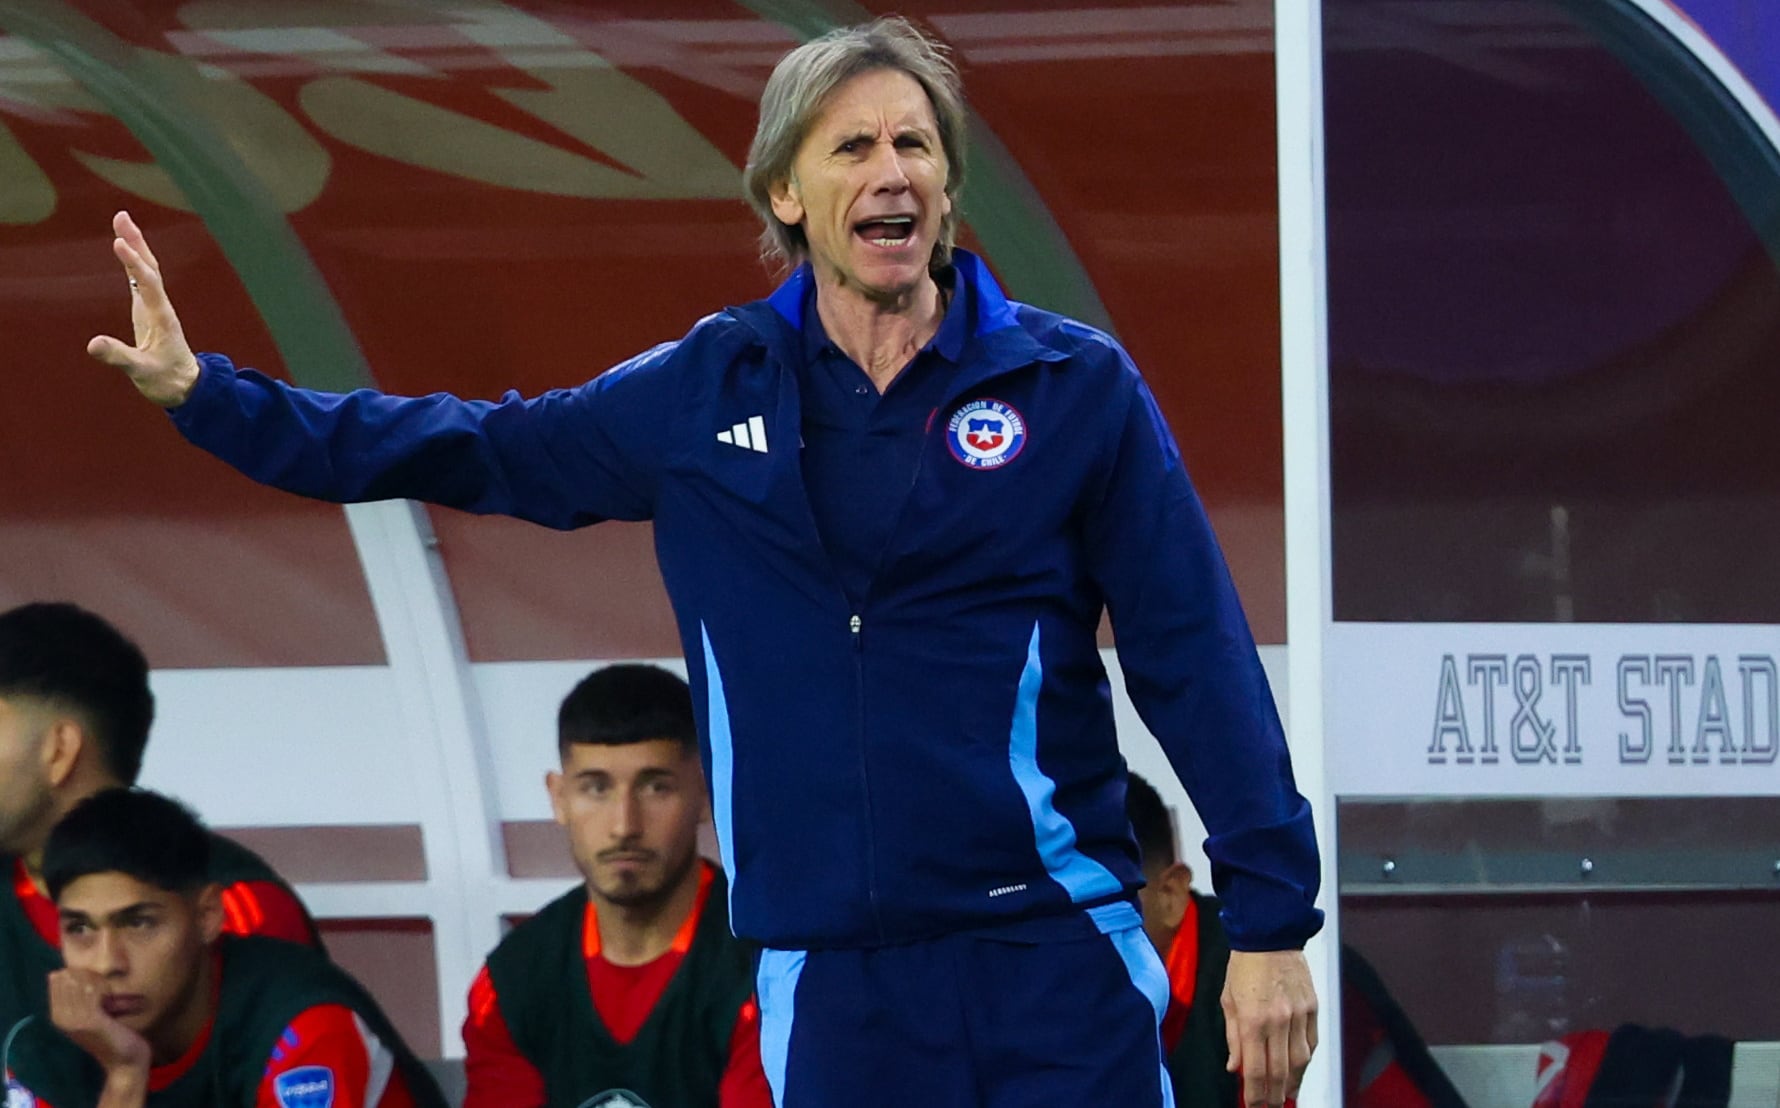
(84, 212), (668, 529)
(87, 210), (202, 408)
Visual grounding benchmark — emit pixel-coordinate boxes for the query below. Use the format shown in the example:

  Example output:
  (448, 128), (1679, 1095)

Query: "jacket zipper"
(849, 611), (885, 941)
(846, 403), (940, 945)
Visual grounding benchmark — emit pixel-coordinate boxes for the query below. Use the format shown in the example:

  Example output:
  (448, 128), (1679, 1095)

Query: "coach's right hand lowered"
(1224, 948), (1318, 1108)
(87, 210), (201, 408)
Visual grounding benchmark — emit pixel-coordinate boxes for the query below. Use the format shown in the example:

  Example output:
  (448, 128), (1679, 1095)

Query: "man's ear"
(1154, 860), (1195, 930)
(545, 770), (567, 827)
(194, 884), (225, 945)
(40, 716), (88, 790)
(769, 173), (805, 229)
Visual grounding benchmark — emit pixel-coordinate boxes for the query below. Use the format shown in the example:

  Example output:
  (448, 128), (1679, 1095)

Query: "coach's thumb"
(87, 334), (134, 367)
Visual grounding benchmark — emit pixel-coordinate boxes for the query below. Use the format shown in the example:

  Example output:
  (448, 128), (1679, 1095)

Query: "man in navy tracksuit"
(86, 16), (1322, 1108)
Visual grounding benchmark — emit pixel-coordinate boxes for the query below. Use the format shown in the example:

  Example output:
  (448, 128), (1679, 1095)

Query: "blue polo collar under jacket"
(734, 248), (1067, 402)
(796, 262), (971, 370)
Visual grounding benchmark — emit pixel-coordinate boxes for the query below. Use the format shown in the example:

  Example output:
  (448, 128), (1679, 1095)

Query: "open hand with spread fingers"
(1223, 948), (1318, 1108)
(86, 210), (202, 408)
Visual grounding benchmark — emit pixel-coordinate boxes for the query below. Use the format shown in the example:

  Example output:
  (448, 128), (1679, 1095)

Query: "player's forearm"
(461, 973), (550, 1108)
(96, 1063), (149, 1108)
(718, 996), (775, 1108)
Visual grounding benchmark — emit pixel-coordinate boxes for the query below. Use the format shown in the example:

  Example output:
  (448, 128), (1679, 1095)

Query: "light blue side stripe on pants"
(1108, 918), (1180, 1108)
(756, 948), (807, 1108)
(1008, 621), (1123, 902)
(700, 622), (737, 917)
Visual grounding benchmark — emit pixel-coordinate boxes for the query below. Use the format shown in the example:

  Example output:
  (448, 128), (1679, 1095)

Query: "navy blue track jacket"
(170, 250), (1323, 953)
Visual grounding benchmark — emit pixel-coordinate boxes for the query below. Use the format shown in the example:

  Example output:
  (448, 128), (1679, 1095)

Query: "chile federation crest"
(947, 399), (1026, 469)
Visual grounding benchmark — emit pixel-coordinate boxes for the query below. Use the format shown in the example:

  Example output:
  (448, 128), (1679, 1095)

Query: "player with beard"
(461, 665), (769, 1108)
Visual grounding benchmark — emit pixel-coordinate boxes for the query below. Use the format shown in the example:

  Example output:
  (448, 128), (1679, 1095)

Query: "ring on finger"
(129, 278), (140, 290)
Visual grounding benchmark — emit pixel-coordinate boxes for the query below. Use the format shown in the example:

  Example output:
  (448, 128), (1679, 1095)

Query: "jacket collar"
(733, 248), (1067, 394)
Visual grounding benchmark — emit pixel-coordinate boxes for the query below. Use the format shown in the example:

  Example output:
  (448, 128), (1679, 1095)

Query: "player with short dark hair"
(38, 790), (210, 905)
(0, 602), (154, 788)
(1, 788), (446, 1108)
(463, 664), (769, 1108)
(556, 663), (699, 752)
(0, 603), (319, 1041)
(1127, 772), (1244, 1108)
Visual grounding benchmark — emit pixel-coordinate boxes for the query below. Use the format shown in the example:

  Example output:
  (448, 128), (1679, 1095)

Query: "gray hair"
(742, 16), (967, 273)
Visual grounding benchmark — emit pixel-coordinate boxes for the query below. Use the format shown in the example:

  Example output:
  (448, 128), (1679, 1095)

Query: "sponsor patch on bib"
(274, 1065), (335, 1108)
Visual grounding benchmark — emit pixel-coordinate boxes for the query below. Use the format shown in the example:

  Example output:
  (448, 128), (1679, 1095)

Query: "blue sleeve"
(167, 346), (679, 529)
(1082, 352), (1323, 951)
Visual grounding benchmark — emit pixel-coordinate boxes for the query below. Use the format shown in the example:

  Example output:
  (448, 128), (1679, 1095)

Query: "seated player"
(0, 603), (318, 1039)
(462, 664), (769, 1107)
(1127, 771), (1244, 1108)
(1, 788), (446, 1107)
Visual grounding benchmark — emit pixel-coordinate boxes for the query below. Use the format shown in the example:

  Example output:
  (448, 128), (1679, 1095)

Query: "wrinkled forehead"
(805, 67), (941, 141)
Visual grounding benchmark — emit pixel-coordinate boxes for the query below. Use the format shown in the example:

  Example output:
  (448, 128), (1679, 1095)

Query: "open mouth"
(853, 216), (915, 247)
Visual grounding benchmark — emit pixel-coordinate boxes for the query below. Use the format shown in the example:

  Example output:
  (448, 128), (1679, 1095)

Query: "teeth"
(856, 216), (913, 247)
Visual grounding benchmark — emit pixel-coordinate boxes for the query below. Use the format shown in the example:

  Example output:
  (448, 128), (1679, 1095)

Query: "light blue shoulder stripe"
(756, 949), (806, 1107)
(1008, 621), (1122, 903)
(700, 623), (737, 915)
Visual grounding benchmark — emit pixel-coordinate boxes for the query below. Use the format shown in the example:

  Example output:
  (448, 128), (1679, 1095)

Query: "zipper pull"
(849, 614), (863, 649)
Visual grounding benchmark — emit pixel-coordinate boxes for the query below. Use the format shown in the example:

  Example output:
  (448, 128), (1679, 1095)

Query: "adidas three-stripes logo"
(717, 415), (769, 453)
